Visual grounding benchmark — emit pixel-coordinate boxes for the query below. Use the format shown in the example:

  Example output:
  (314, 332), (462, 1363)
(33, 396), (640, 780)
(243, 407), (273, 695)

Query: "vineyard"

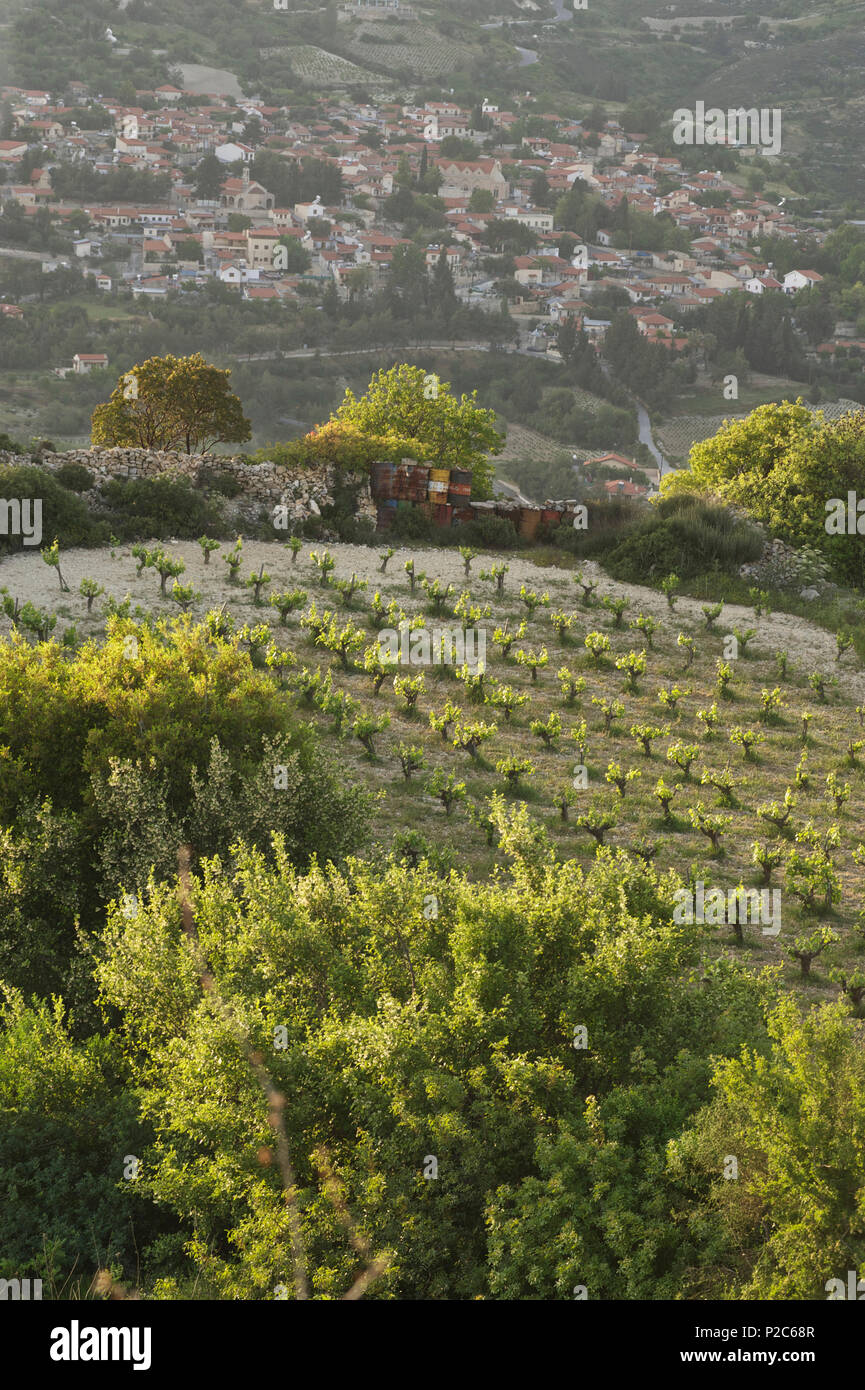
(343, 21), (474, 74)
(495, 421), (578, 463)
(6, 532), (865, 1006)
(285, 44), (380, 85)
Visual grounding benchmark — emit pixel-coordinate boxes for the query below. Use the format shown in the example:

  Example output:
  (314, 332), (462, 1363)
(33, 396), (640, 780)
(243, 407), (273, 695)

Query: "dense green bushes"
(457, 514), (521, 551)
(51, 809), (861, 1300)
(537, 496), (641, 559)
(0, 992), (163, 1295)
(301, 472), (377, 545)
(197, 466), (244, 499)
(665, 401), (865, 588)
(99, 475), (226, 541)
(54, 462), (95, 493)
(386, 506), (435, 543)
(0, 468), (226, 552)
(0, 465), (107, 554)
(0, 618), (371, 1009)
(603, 495), (764, 583)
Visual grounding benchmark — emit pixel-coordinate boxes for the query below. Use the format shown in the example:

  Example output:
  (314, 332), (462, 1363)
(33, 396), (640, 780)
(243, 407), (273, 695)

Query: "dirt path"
(176, 63), (244, 98)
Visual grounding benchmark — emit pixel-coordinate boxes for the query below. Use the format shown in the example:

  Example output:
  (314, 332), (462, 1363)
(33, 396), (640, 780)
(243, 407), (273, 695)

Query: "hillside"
(4, 0), (865, 200)
(4, 529), (864, 987)
(3, 423), (865, 1309)
(6, 0), (865, 1328)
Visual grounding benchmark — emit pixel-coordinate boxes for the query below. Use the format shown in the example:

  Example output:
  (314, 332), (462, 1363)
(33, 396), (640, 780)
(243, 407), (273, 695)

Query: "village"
(0, 63), (846, 502)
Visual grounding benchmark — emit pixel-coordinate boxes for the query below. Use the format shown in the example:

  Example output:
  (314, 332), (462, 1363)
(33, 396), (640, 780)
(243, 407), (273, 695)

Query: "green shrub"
(54, 463), (95, 493)
(0, 465), (106, 553)
(0, 993), (161, 1293)
(315, 476), (377, 544)
(197, 467), (243, 499)
(100, 475), (225, 540)
(0, 617), (372, 1005)
(542, 497), (640, 558)
(458, 515), (519, 550)
(389, 506), (435, 542)
(334, 514), (377, 545)
(605, 496), (763, 582)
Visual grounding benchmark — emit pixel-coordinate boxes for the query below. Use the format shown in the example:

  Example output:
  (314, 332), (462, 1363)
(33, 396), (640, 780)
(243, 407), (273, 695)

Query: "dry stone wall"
(0, 448), (377, 530)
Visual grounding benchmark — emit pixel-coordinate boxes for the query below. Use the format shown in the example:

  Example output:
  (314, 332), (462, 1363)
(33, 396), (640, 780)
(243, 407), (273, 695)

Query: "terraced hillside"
(341, 18), (473, 76)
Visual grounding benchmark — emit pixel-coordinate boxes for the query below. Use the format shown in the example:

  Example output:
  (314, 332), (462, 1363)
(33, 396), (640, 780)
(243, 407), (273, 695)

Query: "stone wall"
(0, 447), (378, 530)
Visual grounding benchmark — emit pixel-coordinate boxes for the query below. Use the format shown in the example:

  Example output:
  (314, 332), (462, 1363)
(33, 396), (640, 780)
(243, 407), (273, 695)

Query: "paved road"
(0, 245), (66, 263)
(235, 341), (492, 362)
(486, 0), (573, 63)
(636, 399), (671, 475)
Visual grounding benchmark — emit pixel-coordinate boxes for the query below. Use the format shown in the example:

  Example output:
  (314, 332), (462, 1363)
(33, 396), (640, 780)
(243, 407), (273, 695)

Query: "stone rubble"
(738, 533), (832, 594)
(0, 447), (378, 531)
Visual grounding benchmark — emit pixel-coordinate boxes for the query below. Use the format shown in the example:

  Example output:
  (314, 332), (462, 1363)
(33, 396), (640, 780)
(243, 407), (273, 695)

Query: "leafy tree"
(662, 401), (865, 586)
(331, 365), (502, 496)
(274, 236), (311, 273)
(468, 188), (495, 213)
(669, 999), (865, 1298)
(430, 247), (457, 321)
(193, 152), (225, 201)
(92, 352), (251, 453)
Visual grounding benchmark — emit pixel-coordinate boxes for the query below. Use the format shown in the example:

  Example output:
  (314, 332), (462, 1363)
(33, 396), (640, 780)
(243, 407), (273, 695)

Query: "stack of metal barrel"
(370, 458), (551, 535)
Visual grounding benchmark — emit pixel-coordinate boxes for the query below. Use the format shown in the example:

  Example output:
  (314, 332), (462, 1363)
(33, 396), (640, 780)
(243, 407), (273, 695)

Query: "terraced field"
(287, 44), (380, 85)
(496, 420), (576, 463)
(345, 21), (471, 75)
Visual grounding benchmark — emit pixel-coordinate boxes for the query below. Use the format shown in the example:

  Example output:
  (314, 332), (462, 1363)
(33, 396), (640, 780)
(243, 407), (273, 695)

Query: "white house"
(294, 196), (325, 223)
(214, 141), (254, 165)
(505, 207), (555, 232)
(744, 274), (783, 294)
(72, 352), (108, 373)
(783, 269), (824, 294)
(218, 261), (260, 285)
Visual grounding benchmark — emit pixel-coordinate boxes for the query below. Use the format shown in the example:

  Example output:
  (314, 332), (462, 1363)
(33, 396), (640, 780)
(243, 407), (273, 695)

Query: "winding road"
(489, 0), (575, 65)
(636, 401), (671, 476)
